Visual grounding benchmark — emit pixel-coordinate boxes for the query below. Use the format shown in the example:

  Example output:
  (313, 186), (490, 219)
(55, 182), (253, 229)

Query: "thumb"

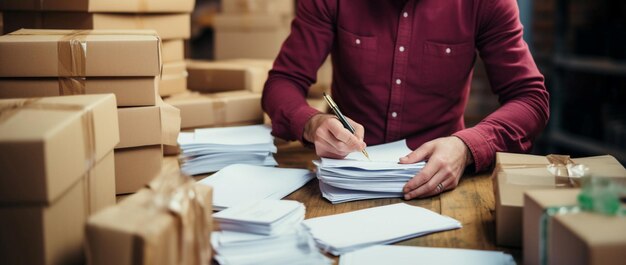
(399, 142), (433, 164)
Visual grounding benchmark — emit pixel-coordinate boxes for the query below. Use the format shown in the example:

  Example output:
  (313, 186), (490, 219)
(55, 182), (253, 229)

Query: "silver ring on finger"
(436, 183), (444, 193)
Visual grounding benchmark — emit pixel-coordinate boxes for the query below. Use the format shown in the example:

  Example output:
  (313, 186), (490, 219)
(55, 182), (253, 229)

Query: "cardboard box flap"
(0, 29), (161, 77)
(158, 98), (181, 147)
(0, 0), (195, 12)
(0, 94), (119, 203)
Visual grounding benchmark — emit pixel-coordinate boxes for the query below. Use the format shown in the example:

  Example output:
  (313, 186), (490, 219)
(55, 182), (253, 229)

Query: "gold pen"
(322, 93), (370, 160)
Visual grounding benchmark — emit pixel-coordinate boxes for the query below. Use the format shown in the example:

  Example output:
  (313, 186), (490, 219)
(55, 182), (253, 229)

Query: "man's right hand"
(303, 114), (366, 159)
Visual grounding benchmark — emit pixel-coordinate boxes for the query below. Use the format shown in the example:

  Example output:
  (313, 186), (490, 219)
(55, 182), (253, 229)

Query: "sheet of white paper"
(339, 245), (516, 265)
(303, 203), (461, 255)
(345, 139), (412, 162)
(197, 164), (313, 210)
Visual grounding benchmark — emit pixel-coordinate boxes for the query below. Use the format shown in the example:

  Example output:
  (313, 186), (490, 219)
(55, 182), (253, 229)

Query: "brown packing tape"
(8, 29), (163, 79)
(58, 30), (89, 77)
(497, 154), (581, 188)
(0, 98), (98, 173)
(59, 77), (87, 95)
(205, 94), (227, 126)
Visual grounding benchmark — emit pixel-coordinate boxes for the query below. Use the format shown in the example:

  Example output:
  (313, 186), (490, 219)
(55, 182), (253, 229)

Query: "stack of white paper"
(178, 125), (278, 175)
(211, 200), (332, 265)
(302, 203), (462, 255)
(315, 140), (425, 203)
(197, 164), (313, 211)
(339, 245), (516, 265)
(213, 200), (306, 236)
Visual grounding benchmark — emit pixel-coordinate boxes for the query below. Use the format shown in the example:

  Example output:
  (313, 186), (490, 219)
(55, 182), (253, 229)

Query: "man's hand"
(304, 114), (366, 158)
(399, 136), (473, 199)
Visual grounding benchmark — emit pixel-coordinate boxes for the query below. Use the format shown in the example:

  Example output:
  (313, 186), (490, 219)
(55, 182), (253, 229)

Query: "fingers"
(314, 138), (350, 159)
(347, 117), (365, 141)
(403, 160), (438, 193)
(319, 118), (365, 152)
(399, 142), (433, 164)
(403, 169), (447, 200)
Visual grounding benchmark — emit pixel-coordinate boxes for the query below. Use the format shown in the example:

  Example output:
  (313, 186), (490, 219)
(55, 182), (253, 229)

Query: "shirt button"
(391, 112), (398, 118)
(403, 12), (408, 18)
(399, 46), (405, 52)
(445, 48), (452, 54)
(395, 79), (402, 85)
(355, 39), (361, 45)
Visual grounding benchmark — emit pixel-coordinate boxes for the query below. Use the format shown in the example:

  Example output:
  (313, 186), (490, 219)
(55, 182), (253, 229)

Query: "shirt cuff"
(289, 105), (321, 143)
(453, 128), (494, 172)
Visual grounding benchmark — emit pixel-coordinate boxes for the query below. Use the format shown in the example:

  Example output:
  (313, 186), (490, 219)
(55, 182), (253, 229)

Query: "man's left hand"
(399, 136), (473, 199)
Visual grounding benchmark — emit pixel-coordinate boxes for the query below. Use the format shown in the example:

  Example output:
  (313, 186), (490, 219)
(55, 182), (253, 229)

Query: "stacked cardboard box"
(524, 189), (626, 265)
(0, 0), (195, 97)
(0, 94), (119, 265)
(86, 175), (213, 265)
(0, 29), (181, 195)
(492, 152), (626, 247)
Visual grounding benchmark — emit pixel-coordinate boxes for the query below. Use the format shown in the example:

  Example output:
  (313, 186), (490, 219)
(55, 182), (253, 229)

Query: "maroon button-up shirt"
(262, 0), (550, 172)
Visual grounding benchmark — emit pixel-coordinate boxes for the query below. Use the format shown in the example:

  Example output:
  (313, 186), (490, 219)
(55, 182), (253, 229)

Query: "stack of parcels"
(492, 152), (626, 247)
(178, 125), (277, 175)
(0, 0), (195, 97)
(86, 172), (213, 265)
(215, 0), (293, 60)
(524, 188), (626, 265)
(0, 94), (119, 265)
(303, 203), (462, 255)
(0, 29), (181, 195)
(215, 0), (332, 98)
(315, 140), (425, 204)
(211, 200), (332, 265)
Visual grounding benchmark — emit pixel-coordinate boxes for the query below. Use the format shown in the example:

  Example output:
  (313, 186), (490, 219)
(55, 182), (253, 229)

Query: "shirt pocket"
(336, 27), (378, 86)
(418, 41), (476, 97)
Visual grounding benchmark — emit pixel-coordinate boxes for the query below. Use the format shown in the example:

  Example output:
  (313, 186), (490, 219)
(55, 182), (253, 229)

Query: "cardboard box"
(114, 145), (163, 195)
(159, 61), (187, 97)
(0, 29), (161, 77)
(0, 151), (115, 265)
(214, 14), (292, 60)
(0, 0), (194, 13)
(86, 184), (212, 265)
(116, 99), (180, 149)
(164, 90), (263, 129)
(2, 12), (190, 40)
(0, 177), (87, 265)
(524, 189), (626, 265)
(221, 0), (294, 15)
(0, 77), (158, 107)
(186, 60), (269, 93)
(162, 39), (185, 63)
(0, 94), (119, 203)
(493, 152), (626, 247)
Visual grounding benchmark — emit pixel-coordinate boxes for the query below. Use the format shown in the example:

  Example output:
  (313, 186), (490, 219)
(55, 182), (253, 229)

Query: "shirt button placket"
(387, 4), (413, 142)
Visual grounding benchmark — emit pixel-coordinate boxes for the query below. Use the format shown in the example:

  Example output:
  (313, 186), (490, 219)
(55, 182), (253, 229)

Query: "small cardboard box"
(114, 145), (163, 195)
(0, 77), (158, 107)
(116, 99), (180, 149)
(164, 90), (263, 129)
(2, 12), (190, 40)
(86, 184), (213, 265)
(186, 60), (269, 93)
(214, 14), (292, 60)
(0, 151), (116, 265)
(0, 94), (119, 203)
(221, 0), (294, 15)
(524, 189), (626, 265)
(493, 152), (626, 247)
(162, 39), (185, 63)
(0, 29), (161, 77)
(0, 0), (195, 13)
(158, 61), (187, 97)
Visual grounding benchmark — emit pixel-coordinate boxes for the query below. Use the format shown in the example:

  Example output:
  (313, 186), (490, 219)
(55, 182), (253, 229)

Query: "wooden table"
(176, 141), (522, 263)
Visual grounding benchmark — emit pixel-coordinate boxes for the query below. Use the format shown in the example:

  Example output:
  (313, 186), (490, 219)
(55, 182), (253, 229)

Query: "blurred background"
(2, 0), (624, 163)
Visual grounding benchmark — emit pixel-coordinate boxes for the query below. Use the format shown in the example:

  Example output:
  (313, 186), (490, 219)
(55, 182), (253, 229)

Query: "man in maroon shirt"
(262, 0), (550, 200)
